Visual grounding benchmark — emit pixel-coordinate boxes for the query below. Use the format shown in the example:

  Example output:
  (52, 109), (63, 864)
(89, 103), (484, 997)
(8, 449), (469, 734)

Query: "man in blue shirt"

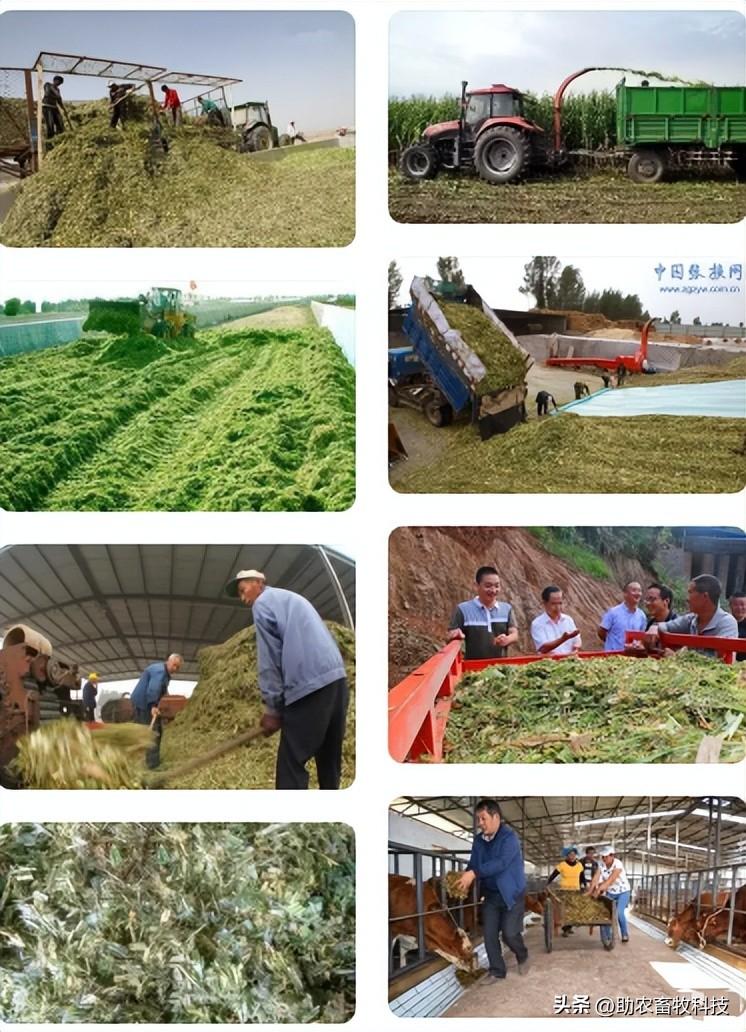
(130, 653), (183, 769)
(225, 569), (349, 790)
(598, 581), (647, 651)
(455, 799), (529, 982)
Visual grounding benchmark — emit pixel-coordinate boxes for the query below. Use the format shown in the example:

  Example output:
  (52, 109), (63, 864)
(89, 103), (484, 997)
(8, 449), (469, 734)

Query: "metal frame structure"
(1, 51), (242, 173)
(635, 862), (746, 946)
(388, 842), (476, 979)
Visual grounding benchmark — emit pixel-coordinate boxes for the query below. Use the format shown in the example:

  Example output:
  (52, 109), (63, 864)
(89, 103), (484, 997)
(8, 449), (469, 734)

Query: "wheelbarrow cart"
(543, 889), (617, 952)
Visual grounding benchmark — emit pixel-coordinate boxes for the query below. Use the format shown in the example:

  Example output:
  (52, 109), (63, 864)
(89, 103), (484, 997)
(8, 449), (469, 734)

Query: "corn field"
(389, 91), (617, 155)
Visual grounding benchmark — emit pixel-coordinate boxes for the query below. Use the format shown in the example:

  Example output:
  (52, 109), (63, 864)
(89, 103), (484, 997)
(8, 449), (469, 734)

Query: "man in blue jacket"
(225, 569), (349, 790)
(456, 798), (529, 983)
(130, 653), (183, 769)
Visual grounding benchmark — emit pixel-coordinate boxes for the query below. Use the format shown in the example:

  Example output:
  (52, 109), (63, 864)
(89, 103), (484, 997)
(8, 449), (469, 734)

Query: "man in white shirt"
(530, 586), (581, 656)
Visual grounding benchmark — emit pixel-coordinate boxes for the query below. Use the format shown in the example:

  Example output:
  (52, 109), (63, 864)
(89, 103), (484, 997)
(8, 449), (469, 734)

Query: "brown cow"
(696, 885), (746, 948)
(389, 873), (475, 972)
(665, 892), (730, 947)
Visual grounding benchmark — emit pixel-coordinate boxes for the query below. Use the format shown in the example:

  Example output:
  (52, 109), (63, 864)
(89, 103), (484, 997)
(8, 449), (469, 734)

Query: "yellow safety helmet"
(88, 671), (99, 681)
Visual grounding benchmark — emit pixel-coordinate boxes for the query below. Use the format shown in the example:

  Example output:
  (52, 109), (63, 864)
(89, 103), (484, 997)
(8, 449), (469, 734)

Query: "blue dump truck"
(388, 278), (532, 440)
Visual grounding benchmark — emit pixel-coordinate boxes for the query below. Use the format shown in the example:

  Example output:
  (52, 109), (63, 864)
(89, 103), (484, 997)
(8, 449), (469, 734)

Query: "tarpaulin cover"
(558, 380), (746, 419)
(310, 301), (355, 367)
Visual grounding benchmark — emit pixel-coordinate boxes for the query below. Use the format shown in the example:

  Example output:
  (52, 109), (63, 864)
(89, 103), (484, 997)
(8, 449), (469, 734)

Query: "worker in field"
(108, 82), (136, 129)
(199, 96), (225, 127)
(535, 390), (557, 417)
(644, 582), (678, 629)
(447, 566), (518, 659)
(645, 575), (738, 656)
(225, 569), (348, 790)
(41, 75), (66, 138)
(454, 799), (529, 982)
(574, 381), (590, 400)
(530, 586), (581, 656)
(286, 120), (306, 144)
(130, 653), (183, 768)
(160, 84), (183, 126)
(547, 845), (586, 936)
(729, 592), (746, 660)
(597, 581), (646, 651)
(589, 846), (631, 945)
(81, 671), (99, 722)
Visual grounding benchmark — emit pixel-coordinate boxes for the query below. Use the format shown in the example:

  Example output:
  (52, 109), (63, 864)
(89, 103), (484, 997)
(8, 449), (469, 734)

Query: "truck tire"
(399, 143), (439, 180)
(627, 150), (665, 183)
(424, 398), (452, 427)
(388, 384), (399, 407)
(278, 133), (291, 147)
(474, 126), (529, 184)
(244, 125), (273, 152)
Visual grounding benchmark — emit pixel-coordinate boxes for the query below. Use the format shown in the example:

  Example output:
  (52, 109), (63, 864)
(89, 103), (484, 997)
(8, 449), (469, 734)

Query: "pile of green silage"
(0, 101), (354, 247)
(441, 302), (530, 392)
(160, 622), (355, 788)
(443, 652), (746, 764)
(0, 325), (355, 511)
(11, 720), (152, 789)
(393, 413), (746, 494)
(0, 822), (355, 1022)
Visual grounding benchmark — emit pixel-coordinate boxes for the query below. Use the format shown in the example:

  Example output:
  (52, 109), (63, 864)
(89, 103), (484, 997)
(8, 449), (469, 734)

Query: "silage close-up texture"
(0, 325), (355, 511)
(0, 822), (355, 1022)
(160, 622), (356, 788)
(0, 103), (354, 248)
(440, 303), (529, 392)
(443, 652), (746, 764)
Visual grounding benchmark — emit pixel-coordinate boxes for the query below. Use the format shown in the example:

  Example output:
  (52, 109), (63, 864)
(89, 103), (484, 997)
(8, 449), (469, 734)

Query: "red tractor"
(399, 80), (545, 184)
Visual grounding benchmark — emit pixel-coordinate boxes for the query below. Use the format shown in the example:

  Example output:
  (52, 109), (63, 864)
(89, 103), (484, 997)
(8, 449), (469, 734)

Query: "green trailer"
(616, 82), (746, 182)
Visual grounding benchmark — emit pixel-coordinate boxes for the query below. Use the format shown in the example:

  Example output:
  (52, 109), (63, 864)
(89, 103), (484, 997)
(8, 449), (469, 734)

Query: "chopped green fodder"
(160, 622), (355, 788)
(83, 299), (142, 337)
(11, 719), (152, 789)
(0, 97), (29, 145)
(440, 302), (529, 391)
(443, 652), (746, 764)
(394, 414), (746, 494)
(1, 102), (354, 247)
(0, 325), (355, 511)
(0, 822), (355, 1022)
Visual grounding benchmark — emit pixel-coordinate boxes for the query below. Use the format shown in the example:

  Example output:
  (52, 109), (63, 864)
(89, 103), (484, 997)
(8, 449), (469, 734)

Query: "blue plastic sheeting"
(310, 301), (355, 366)
(558, 380), (746, 419)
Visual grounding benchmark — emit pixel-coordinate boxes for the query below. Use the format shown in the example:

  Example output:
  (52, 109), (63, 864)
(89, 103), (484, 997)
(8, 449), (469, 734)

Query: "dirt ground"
(217, 305), (315, 330)
(389, 170), (746, 224)
(387, 527), (656, 686)
(444, 922), (743, 1018)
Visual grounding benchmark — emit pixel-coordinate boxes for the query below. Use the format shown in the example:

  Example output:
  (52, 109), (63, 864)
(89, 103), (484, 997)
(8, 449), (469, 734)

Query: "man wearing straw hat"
(226, 569), (348, 790)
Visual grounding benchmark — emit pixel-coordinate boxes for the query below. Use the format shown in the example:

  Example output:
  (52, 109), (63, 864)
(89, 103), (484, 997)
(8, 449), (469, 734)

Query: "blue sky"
(0, 10), (354, 131)
(390, 11), (745, 96)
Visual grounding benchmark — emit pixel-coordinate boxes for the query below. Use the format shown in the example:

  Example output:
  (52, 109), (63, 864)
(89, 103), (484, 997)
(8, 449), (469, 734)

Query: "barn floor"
(444, 920), (744, 1018)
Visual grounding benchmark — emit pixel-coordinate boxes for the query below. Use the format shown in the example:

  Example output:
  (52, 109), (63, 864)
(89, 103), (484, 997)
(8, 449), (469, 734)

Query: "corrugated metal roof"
(0, 544), (354, 681)
(390, 797), (746, 868)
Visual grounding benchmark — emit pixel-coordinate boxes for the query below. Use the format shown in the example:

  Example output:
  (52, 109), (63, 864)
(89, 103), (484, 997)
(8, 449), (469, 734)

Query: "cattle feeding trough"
(398, 69), (746, 185)
(388, 633), (746, 765)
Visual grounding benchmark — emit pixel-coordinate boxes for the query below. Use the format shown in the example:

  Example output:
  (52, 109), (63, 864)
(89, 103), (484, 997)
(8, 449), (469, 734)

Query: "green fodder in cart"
(443, 652), (746, 764)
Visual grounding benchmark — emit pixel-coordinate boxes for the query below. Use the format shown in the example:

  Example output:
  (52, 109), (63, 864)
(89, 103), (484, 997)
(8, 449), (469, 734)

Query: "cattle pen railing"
(634, 862), (746, 947)
(389, 842), (476, 980)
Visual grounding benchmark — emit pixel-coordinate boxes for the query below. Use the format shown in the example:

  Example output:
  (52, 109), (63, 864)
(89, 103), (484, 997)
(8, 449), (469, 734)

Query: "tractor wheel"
(627, 150), (665, 183)
(180, 323), (195, 339)
(424, 397), (451, 427)
(244, 125), (273, 152)
(474, 126), (529, 184)
(399, 143), (439, 180)
(388, 384), (400, 407)
(151, 319), (168, 338)
(278, 133), (291, 147)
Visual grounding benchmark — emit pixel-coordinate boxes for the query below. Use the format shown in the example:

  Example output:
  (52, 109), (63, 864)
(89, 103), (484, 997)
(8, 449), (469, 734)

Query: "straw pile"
(549, 889), (612, 924)
(0, 822), (355, 1022)
(160, 622), (356, 788)
(441, 303), (529, 392)
(443, 652), (746, 764)
(0, 102), (354, 247)
(11, 719), (152, 789)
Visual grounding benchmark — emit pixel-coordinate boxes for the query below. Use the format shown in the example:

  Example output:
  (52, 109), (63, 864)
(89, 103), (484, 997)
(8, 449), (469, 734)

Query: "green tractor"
(236, 101), (290, 152)
(84, 287), (196, 339)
